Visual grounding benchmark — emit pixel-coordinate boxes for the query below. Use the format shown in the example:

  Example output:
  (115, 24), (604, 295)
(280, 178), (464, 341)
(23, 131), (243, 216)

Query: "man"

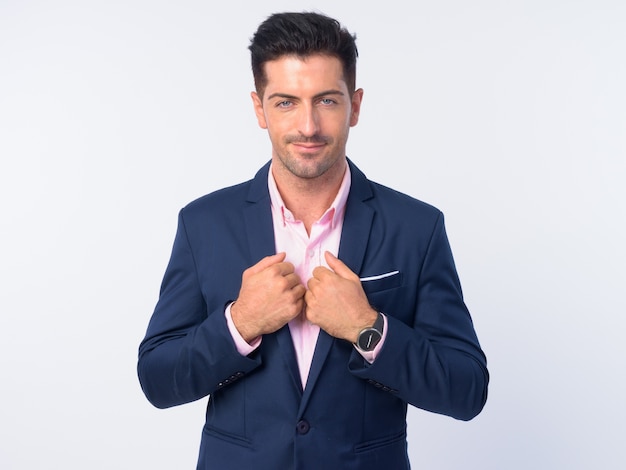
(138, 11), (488, 469)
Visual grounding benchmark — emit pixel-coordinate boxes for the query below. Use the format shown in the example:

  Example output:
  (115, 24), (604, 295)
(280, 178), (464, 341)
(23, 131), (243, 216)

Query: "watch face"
(358, 329), (381, 351)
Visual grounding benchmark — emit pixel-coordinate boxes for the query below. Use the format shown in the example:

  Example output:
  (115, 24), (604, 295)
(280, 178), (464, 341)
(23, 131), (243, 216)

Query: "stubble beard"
(277, 134), (342, 180)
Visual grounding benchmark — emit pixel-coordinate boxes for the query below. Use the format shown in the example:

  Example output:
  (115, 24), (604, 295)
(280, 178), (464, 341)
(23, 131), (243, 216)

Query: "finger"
(306, 276), (320, 291)
(292, 283), (307, 300)
(311, 265), (332, 280)
(283, 272), (304, 289)
(323, 251), (356, 279)
(274, 261), (297, 276)
(248, 252), (287, 275)
(304, 289), (315, 308)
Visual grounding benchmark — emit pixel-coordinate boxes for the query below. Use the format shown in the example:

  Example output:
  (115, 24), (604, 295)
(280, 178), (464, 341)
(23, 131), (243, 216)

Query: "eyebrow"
(266, 90), (346, 101)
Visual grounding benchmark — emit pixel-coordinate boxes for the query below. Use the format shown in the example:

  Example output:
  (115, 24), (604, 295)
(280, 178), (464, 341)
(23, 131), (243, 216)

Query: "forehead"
(262, 54), (348, 96)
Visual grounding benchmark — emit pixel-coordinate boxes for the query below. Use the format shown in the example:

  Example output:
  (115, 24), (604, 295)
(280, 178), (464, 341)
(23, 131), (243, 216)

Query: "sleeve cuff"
(225, 302), (262, 356)
(354, 313), (388, 364)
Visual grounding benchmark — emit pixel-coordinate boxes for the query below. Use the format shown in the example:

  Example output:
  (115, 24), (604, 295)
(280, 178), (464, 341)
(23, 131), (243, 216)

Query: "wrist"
(230, 301), (258, 344)
(354, 311), (384, 351)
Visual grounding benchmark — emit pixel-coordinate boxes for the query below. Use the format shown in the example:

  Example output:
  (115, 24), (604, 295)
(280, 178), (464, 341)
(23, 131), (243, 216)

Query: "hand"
(231, 253), (306, 343)
(305, 252), (378, 343)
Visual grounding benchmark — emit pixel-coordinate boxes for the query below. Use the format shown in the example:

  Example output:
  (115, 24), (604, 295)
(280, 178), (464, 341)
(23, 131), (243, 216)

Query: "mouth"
(293, 142), (325, 151)
(286, 134), (329, 145)
(288, 136), (329, 154)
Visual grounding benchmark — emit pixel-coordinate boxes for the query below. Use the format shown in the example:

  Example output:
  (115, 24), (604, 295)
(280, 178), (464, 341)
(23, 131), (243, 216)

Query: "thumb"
(324, 251), (356, 279)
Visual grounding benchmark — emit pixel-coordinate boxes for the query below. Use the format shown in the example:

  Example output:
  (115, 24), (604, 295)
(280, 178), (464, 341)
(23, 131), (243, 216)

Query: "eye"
(276, 100), (293, 108)
(319, 98), (336, 105)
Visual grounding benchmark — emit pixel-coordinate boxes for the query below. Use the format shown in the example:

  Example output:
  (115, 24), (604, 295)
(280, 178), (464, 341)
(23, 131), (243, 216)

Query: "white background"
(1, 1), (625, 468)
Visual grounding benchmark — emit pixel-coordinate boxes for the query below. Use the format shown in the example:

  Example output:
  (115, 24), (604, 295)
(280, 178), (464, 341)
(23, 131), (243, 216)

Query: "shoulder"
(182, 180), (251, 215)
(367, 181), (445, 237)
(369, 180), (441, 215)
(349, 161), (443, 224)
(180, 162), (271, 221)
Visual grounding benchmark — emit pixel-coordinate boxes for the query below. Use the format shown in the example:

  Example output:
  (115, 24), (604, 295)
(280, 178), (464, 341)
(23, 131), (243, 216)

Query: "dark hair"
(249, 12), (358, 97)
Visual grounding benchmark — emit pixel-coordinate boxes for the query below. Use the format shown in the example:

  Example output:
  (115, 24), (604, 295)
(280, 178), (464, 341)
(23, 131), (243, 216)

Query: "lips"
(285, 135), (330, 145)
(292, 143), (326, 153)
(294, 143), (324, 149)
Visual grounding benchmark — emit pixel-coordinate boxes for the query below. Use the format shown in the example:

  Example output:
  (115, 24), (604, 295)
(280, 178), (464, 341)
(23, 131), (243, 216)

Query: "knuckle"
(275, 276), (290, 291)
(270, 264), (287, 277)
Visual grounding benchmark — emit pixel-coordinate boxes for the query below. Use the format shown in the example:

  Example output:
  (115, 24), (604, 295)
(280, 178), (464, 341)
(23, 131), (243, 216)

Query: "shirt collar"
(267, 161), (352, 229)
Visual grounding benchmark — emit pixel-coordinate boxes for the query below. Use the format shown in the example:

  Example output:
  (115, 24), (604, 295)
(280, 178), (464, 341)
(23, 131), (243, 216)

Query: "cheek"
(266, 115), (296, 138)
(317, 112), (348, 135)
(265, 123), (288, 146)
(334, 115), (353, 137)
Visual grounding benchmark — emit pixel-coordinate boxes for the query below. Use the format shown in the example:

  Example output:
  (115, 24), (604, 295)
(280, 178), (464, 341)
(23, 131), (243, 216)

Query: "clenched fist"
(231, 253), (306, 343)
(305, 252), (378, 343)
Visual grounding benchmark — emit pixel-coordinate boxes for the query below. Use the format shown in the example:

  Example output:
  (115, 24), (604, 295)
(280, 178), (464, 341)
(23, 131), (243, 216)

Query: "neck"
(272, 159), (346, 233)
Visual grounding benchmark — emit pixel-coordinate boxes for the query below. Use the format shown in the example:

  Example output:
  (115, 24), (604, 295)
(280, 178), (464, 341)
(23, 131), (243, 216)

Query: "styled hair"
(249, 12), (358, 97)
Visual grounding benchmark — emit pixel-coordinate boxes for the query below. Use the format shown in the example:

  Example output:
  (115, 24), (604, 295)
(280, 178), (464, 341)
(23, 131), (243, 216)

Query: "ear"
(349, 88), (364, 127)
(251, 91), (268, 129)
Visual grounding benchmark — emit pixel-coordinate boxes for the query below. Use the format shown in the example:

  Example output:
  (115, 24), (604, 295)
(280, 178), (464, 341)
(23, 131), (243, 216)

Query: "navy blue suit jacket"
(138, 160), (488, 469)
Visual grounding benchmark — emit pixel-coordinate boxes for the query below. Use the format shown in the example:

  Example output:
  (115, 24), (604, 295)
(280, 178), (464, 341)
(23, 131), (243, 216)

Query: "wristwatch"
(355, 312), (384, 352)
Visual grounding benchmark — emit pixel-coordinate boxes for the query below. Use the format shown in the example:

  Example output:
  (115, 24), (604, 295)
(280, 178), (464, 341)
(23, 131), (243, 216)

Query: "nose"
(297, 104), (320, 137)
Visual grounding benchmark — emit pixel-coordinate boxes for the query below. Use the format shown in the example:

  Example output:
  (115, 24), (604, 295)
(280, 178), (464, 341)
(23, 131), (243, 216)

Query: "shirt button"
(296, 419), (310, 435)
(308, 250), (315, 258)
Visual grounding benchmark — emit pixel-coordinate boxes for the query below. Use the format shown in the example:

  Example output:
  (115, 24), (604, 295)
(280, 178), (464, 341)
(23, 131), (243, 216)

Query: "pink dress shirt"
(226, 162), (386, 388)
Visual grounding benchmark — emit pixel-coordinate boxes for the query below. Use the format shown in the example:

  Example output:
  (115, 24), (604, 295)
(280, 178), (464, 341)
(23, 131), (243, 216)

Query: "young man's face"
(252, 54), (363, 182)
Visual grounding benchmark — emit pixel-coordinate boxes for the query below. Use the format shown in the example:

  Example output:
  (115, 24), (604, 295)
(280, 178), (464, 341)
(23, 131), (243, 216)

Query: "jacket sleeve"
(137, 210), (261, 409)
(348, 213), (489, 421)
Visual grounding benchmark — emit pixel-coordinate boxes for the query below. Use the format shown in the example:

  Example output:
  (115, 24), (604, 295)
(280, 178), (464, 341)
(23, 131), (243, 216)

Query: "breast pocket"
(360, 270), (403, 294)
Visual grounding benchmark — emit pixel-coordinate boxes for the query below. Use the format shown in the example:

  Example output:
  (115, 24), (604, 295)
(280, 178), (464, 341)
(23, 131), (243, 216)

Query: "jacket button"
(296, 420), (310, 435)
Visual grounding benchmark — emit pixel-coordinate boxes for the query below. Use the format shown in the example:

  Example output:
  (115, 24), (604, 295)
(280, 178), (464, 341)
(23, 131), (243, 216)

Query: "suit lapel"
(243, 160), (377, 410)
(298, 330), (333, 414)
(338, 160), (375, 276)
(299, 160), (376, 414)
(243, 162), (303, 395)
(243, 162), (275, 263)
(276, 326), (305, 394)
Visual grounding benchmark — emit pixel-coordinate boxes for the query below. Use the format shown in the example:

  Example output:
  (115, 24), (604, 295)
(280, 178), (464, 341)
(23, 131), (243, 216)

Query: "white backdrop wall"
(1, 1), (625, 469)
